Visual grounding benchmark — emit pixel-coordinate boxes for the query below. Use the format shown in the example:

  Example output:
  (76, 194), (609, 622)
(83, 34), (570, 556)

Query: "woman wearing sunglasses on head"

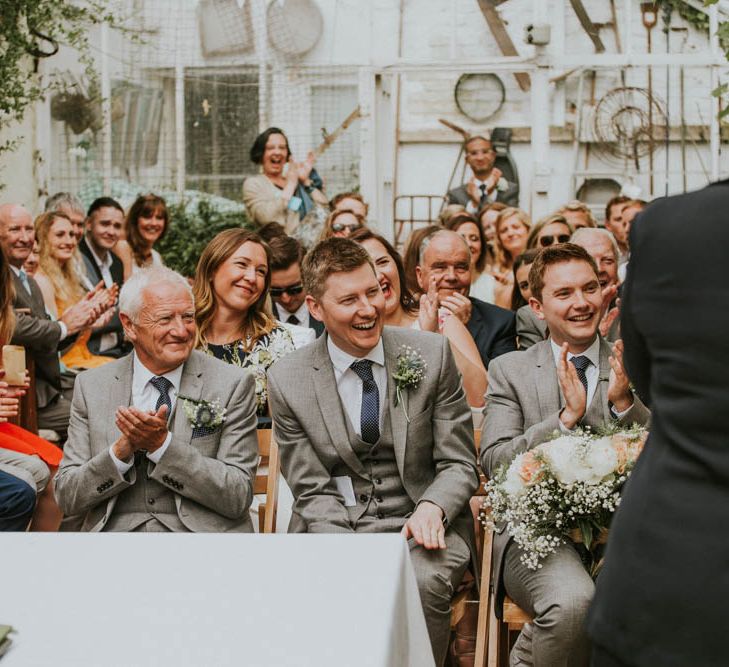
(193, 229), (295, 424)
(526, 214), (573, 250)
(318, 209), (366, 241)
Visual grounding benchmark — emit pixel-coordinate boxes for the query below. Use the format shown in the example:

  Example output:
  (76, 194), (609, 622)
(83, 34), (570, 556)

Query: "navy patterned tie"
(150, 376), (173, 415)
(570, 355), (590, 396)
(350, 360), (380, 444)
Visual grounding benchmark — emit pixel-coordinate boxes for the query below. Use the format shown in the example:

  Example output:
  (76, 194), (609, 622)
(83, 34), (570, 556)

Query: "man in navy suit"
(416, 229), (516, 369)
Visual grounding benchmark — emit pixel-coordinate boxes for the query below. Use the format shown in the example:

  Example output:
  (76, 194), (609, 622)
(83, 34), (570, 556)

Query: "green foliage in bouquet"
(157, 200), (253, 278)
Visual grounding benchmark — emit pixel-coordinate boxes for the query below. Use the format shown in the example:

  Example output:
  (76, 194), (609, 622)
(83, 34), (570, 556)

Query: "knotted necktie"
(287, 314), (300, 325)
(478, 183), (488, 207)
(350, 360), (380, 444)
(18, 269), (31, 295)
(150, 375), (173, 415)
(569, 355), (591, 396)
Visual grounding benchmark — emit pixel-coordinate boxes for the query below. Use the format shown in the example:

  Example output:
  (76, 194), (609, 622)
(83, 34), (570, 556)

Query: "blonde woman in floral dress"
(193, 229), (294, 424)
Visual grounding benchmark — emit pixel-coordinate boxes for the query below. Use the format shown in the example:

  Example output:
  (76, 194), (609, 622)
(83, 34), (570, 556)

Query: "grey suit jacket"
(55, 350), (259, 532)
(480, 338), (651, 613)
(267, 327), (479, 554)
(515, 304), (548, 350)
(9, 272), (65, 408)
(446, 180), (519, 208)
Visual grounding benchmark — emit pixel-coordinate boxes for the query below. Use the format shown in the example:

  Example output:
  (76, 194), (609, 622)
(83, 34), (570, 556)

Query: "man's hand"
(439, 292), (472, 325)
(485, 167), (503, 193)
(599, 297), (621, 338)
(111, 434), (134, 463)
(401, 501), (446, 550)
(115, 405), (169, 452)
(557, 343), (587, 430)
(607, 339), (633, 413)
(418, 276), (439, 332)
(466, 178), (481, 206)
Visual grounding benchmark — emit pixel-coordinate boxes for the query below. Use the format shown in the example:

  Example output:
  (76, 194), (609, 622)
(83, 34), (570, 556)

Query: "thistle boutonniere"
(181, 397), (227, 431)
(392, 346), (427, 422)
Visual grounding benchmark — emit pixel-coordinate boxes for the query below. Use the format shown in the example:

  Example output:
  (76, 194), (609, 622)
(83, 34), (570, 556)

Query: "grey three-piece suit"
(267, 327), (479, 666)
(55, 350), (259, 532)
(481, 338), (650, 667)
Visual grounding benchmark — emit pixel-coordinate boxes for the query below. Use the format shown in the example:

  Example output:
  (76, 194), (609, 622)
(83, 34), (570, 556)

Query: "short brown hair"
(605, 195), (630, 222)
(528, 243), (599, 302)
(268, 234), (304, 272)
(302, 237), (375, 300)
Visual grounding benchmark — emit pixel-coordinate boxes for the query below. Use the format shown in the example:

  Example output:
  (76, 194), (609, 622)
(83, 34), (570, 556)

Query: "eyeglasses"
(269, 284), (304, 298)
(539, 234), (571, 247)
(331, 222), (362, 234)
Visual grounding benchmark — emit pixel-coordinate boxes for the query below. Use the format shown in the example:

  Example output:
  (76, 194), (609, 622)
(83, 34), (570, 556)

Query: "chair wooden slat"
(255, 428), (279, 534)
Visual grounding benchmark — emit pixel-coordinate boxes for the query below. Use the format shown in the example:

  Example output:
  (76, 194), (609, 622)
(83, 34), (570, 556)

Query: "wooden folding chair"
(254, 428), (280, 534)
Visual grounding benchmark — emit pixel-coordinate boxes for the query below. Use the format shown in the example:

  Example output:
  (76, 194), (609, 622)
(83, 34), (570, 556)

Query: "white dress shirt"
(84, 242), (119, 352)
(109, 353), (184, 475)
(327, 337), (386, 436)
(10, 264), (69, 341)
(275, 300), (310, 327)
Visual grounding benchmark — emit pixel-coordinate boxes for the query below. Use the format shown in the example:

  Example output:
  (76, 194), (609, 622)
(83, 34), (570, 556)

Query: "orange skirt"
(0, 422), (62, 467)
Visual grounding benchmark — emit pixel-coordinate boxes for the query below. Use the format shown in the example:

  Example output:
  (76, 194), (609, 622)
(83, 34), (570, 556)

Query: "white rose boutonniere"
(392, 345), (427, 422)
(181, 397), (227, 431)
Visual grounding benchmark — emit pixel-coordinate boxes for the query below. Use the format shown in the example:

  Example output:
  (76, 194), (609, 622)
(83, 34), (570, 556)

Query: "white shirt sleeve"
(58, 321), (68, 341)
(108, 446), (134, 476)
(146, 433), (173, 463)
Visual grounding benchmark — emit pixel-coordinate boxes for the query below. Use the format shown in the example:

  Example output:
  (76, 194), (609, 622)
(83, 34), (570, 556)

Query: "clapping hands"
(112, 404), (169, 462)
(418, 276), (439, 332)
(556, 343), (587, 430)
(607, 340), (633, 413)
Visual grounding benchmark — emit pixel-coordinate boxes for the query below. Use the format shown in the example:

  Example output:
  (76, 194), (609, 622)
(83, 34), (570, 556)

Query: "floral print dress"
(204, 325), (295, 416)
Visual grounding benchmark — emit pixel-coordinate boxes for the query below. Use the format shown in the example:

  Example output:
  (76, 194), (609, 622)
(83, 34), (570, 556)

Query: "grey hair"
(418, 228), (470, 266)
(571, 227), (620, 261)
(119, 266), (193, 322)
(45, 192), (85, 217)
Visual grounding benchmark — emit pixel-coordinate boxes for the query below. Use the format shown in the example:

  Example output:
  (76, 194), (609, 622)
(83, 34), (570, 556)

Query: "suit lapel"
(173, 352), (205, 443)
(107, 355), (134, 448)
(535, 342), (561, 421)
(312, 336), (368, 478)
(383, 330), (408, 476)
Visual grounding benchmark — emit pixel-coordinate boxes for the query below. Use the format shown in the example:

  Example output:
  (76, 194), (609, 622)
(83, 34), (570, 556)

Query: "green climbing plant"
(0, 1), (121, 155)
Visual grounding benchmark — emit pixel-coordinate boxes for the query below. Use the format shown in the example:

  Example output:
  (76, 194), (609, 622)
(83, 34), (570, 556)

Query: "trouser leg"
(409, 530), (471, 667)
(37, 395), (71, 443)
(503, 541), (594, 667)
(0, 469), (36, 531)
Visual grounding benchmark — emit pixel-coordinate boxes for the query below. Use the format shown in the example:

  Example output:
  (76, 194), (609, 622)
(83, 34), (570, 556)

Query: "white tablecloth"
(0, 533), (434, 667)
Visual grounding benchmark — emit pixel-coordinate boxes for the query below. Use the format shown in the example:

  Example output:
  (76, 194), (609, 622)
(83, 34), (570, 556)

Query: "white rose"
(497, 177), (509, 192)
(502, 454), (528, 496)
(582, 437), (618, 484)
(539, 436), (583, 485)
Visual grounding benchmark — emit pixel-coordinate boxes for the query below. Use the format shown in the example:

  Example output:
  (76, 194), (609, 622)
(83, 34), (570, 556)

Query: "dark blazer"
(588, 181), (729, 665)
(308, 314), (325, 338)
(466, 298), (517, 369)
(78, 237), (126, 356)
(9, 272), (65, 409)
(446, 180), (519, 208)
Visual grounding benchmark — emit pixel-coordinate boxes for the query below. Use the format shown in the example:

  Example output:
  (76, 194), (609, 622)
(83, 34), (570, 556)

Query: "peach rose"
(518, 451), (543, 485)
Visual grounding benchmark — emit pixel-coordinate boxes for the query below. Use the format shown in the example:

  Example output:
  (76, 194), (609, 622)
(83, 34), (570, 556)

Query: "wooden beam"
(475, 0), (530, 92)
(569, 0), (606, 53)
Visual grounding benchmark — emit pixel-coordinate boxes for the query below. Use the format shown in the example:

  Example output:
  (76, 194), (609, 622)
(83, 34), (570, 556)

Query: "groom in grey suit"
(55, 267), (259, 532)
(267, 238), (479, 666)
(481, 244), (650, 666)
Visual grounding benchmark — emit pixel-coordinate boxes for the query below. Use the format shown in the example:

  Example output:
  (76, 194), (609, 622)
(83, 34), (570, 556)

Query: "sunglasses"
(269, 284), (304, 298)
(539, 234), (571, 247)
(331, 223), (362, 233)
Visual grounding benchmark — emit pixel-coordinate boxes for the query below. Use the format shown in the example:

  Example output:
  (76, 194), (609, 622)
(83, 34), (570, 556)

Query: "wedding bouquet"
(482, 424), (648, 575)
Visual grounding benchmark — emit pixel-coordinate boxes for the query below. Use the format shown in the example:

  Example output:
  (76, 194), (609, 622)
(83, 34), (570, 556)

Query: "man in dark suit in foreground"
(416, 229), (516, 369)
(588, 183), (729, 666)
